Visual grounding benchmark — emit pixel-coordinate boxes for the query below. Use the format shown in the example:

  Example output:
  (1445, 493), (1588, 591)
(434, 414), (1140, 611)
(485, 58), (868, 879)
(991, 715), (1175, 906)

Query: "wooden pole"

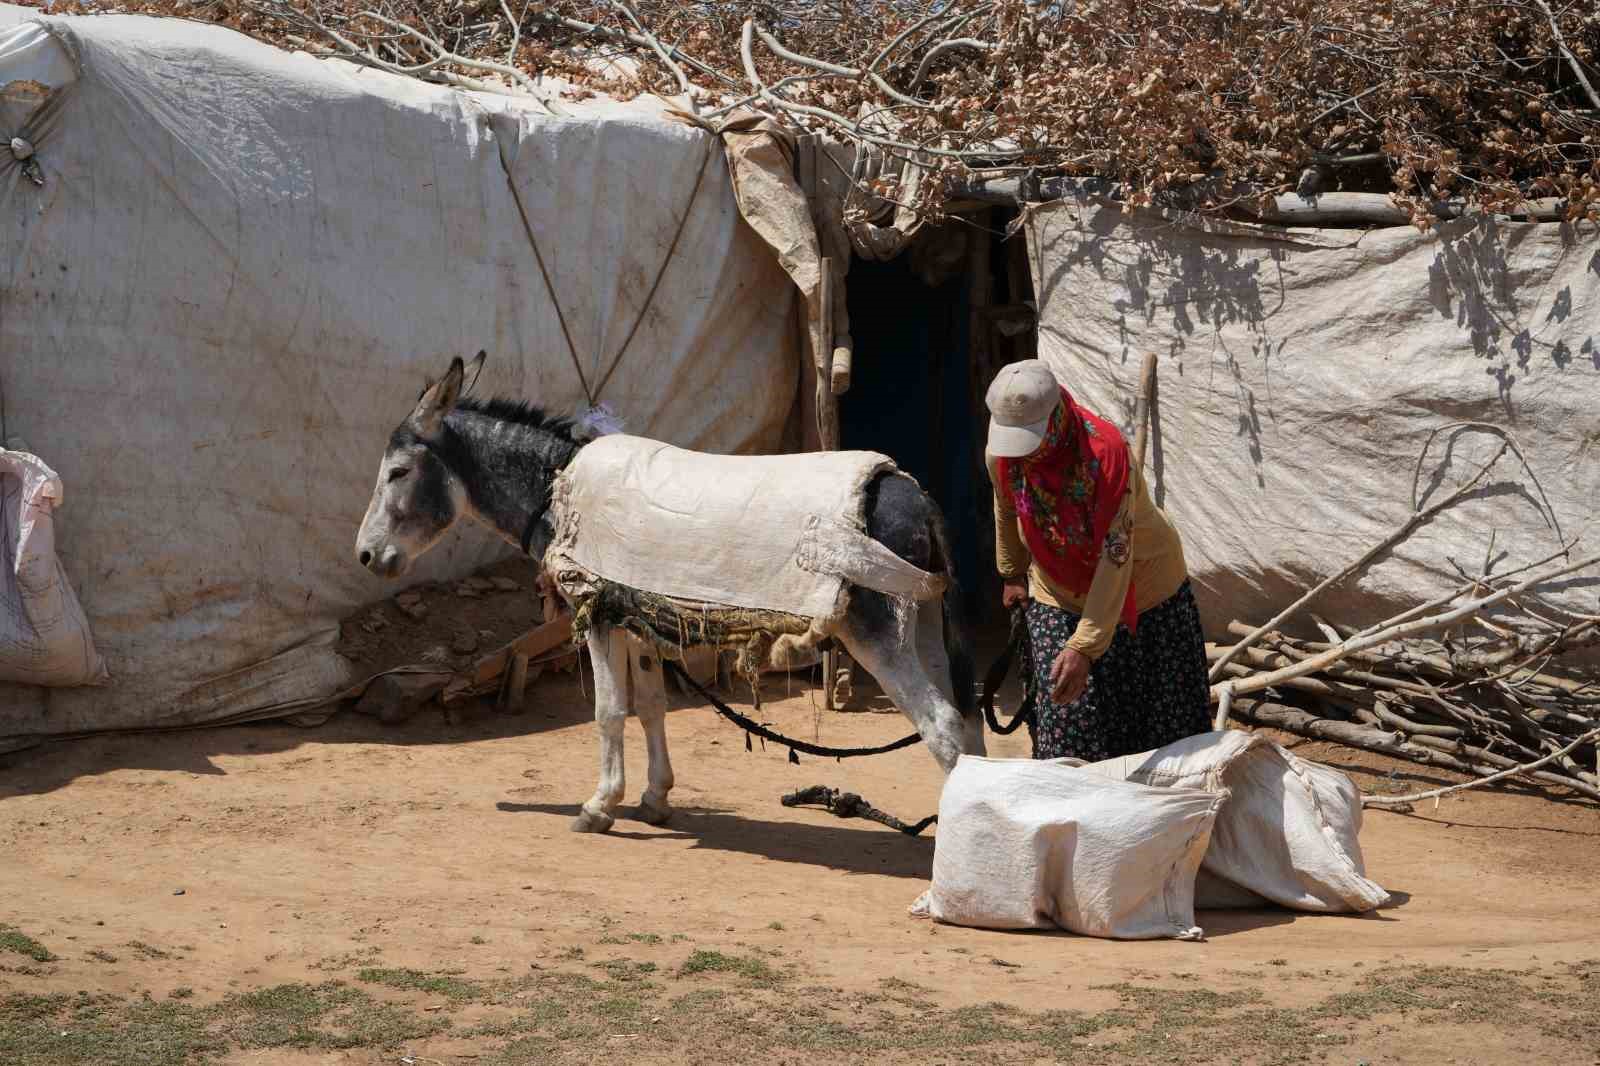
(816, 257), (839, 450)
(818, 255), (841, 708)
(1131, 352), (1157, 471)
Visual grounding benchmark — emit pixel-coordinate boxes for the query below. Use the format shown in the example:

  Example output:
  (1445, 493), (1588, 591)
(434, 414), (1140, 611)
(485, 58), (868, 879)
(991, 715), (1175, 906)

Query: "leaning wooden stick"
(1131, 351), (1157, 471)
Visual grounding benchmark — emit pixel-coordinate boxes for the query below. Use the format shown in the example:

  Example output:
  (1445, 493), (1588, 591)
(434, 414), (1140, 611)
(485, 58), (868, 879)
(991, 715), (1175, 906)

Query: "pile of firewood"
(1196, 422), (1599, 808)
(1209, 561), (1600, 807)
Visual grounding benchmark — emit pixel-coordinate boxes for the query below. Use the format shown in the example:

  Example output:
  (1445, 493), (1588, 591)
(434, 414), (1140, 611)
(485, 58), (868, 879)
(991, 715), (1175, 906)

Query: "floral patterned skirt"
(1024, 581), (1212, 762)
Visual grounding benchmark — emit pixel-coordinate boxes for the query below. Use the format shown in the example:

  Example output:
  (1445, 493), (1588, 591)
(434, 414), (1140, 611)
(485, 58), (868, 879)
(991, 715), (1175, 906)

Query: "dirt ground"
(3, 649), (1599, 1065)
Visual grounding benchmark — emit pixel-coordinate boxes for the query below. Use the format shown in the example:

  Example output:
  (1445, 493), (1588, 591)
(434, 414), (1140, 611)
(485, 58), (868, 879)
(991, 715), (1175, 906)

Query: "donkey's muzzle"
(358, 545), (404, 578)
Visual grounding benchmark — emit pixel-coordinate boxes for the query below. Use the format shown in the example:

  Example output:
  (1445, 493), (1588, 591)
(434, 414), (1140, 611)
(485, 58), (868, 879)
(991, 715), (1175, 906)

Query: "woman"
(985, 360), (1211, 762)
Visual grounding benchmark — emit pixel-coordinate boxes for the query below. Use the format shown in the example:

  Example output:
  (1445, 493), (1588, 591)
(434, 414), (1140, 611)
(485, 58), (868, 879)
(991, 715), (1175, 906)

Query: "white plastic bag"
(911, 755), (1223, 940)
(0, 450), (107, 687)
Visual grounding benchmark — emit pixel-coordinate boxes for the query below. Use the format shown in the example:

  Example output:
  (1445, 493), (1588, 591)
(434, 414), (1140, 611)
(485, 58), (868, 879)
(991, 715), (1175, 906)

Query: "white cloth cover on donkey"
(545, 434), (947, 632)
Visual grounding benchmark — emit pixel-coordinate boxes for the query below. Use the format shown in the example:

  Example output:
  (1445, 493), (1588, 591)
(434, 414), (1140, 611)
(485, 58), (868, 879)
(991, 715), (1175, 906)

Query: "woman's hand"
(1001, 579), (1029, 611)
(1049, 646), (1090, 704)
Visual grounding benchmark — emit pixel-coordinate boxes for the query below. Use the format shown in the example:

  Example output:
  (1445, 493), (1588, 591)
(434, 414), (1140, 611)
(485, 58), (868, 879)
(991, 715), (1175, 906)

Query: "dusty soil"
(3, 649), (1598, 1065)
(334, 558), (548, 684)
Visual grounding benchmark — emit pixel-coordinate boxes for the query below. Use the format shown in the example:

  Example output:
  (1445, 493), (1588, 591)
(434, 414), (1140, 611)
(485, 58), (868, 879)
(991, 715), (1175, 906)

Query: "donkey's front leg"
(629, 643), (674, 826)
(573, 628), (627, 833)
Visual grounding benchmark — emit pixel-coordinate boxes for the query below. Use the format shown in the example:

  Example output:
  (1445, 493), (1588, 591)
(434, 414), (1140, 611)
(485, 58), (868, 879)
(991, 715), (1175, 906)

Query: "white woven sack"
(1082, 731), (1390, 913)
(911, 755), (1224, 940)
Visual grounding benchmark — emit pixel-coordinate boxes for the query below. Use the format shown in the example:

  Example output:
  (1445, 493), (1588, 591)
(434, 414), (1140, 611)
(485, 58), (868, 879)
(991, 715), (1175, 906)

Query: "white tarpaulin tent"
(0, 10), (800, 750)
(1027, 200), (1600, 636)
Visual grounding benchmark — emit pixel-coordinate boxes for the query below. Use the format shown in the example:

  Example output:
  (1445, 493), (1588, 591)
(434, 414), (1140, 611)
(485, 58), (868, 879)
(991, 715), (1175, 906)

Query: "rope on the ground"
(780, 785), (938, 836)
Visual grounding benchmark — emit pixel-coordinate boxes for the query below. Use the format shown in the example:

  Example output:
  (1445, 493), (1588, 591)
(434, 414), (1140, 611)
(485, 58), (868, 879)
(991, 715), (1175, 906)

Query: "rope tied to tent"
(499, 134), (717, 409)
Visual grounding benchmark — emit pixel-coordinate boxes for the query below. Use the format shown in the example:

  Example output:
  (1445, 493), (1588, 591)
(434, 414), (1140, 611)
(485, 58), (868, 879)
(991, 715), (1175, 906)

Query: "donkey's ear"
(462, 350), (488, 396)
(410, 357), (466, 436)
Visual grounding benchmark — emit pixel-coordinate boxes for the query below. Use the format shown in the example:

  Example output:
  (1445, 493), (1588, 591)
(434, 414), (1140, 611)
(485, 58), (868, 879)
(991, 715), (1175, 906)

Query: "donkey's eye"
(387, 467), (410, 483)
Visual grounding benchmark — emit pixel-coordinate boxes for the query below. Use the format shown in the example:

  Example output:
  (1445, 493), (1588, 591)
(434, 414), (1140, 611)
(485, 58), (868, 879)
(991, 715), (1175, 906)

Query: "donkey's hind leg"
(573, 627), (627, 833)
(628, 642), (674, 826)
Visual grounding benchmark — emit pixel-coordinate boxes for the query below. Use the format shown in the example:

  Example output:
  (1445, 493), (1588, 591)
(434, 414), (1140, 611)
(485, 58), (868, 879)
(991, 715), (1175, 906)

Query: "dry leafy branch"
(40, 0), (1600, 227)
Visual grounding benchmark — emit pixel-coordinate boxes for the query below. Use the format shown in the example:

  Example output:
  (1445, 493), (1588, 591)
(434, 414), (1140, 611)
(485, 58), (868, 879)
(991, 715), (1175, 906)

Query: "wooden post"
(1132, 352), (1158, 471)
(966, 213), (1000, 611)
(818, 255), (842, 708)
(796, 140), (853, 709)
(1004, 227), (1037, 363)
(816, 257), (839, 450)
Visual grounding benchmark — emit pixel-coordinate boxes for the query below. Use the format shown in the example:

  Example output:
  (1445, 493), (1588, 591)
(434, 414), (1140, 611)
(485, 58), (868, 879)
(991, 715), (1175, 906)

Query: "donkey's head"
(354, 353), (481, 578)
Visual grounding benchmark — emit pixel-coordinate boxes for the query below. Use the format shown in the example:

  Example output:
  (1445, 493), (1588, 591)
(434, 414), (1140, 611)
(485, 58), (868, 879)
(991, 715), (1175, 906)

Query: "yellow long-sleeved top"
(991, 458), (1189, 661)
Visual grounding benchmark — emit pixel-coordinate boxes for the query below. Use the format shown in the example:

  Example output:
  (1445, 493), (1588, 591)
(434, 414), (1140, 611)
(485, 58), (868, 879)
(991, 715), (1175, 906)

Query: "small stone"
(173, 888), (186, 896)
(491, 577), (521, 592)
(354, 671), (450, 725)
(396, 591), (423, 607)
(452, 632), (480, 655)
(455, 585), (481, 599)
(465, 576), (496, 591)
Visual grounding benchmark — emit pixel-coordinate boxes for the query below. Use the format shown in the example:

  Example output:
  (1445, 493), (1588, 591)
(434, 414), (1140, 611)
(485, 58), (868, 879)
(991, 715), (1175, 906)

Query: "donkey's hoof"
(632, 801), (671, 826)
(570, 808), (615, 834)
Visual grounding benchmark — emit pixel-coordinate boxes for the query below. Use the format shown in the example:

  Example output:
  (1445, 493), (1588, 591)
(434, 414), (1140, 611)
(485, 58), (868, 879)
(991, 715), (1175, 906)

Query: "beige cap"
(985, 360), (1061, 458)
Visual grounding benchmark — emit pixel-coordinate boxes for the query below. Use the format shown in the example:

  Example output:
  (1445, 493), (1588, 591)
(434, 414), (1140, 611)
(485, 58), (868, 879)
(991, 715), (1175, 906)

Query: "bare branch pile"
(41, 0), (1600, 228)
(1210, 556), (1600, 806)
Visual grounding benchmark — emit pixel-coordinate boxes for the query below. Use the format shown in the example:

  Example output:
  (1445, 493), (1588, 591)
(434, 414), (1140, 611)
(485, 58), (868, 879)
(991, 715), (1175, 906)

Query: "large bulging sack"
(911, 755), (1223, 940)
(1081, 731), (1391, 913)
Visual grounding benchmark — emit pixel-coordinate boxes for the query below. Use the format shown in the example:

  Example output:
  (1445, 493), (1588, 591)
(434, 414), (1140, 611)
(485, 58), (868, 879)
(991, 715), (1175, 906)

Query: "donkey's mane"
(453, 396), (577, 441)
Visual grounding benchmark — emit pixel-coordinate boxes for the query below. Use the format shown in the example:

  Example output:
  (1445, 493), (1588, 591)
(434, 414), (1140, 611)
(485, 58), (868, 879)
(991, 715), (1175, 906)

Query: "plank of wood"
(442, 612), (574, 703)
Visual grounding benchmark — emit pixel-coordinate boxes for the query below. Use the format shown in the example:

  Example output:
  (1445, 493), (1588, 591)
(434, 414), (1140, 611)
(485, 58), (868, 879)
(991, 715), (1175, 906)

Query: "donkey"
(355, 354), (985, 833)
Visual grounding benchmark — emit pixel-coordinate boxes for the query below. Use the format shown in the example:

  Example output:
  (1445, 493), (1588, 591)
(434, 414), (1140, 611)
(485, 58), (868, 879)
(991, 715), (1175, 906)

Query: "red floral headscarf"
(997, 387), (1138, 634)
